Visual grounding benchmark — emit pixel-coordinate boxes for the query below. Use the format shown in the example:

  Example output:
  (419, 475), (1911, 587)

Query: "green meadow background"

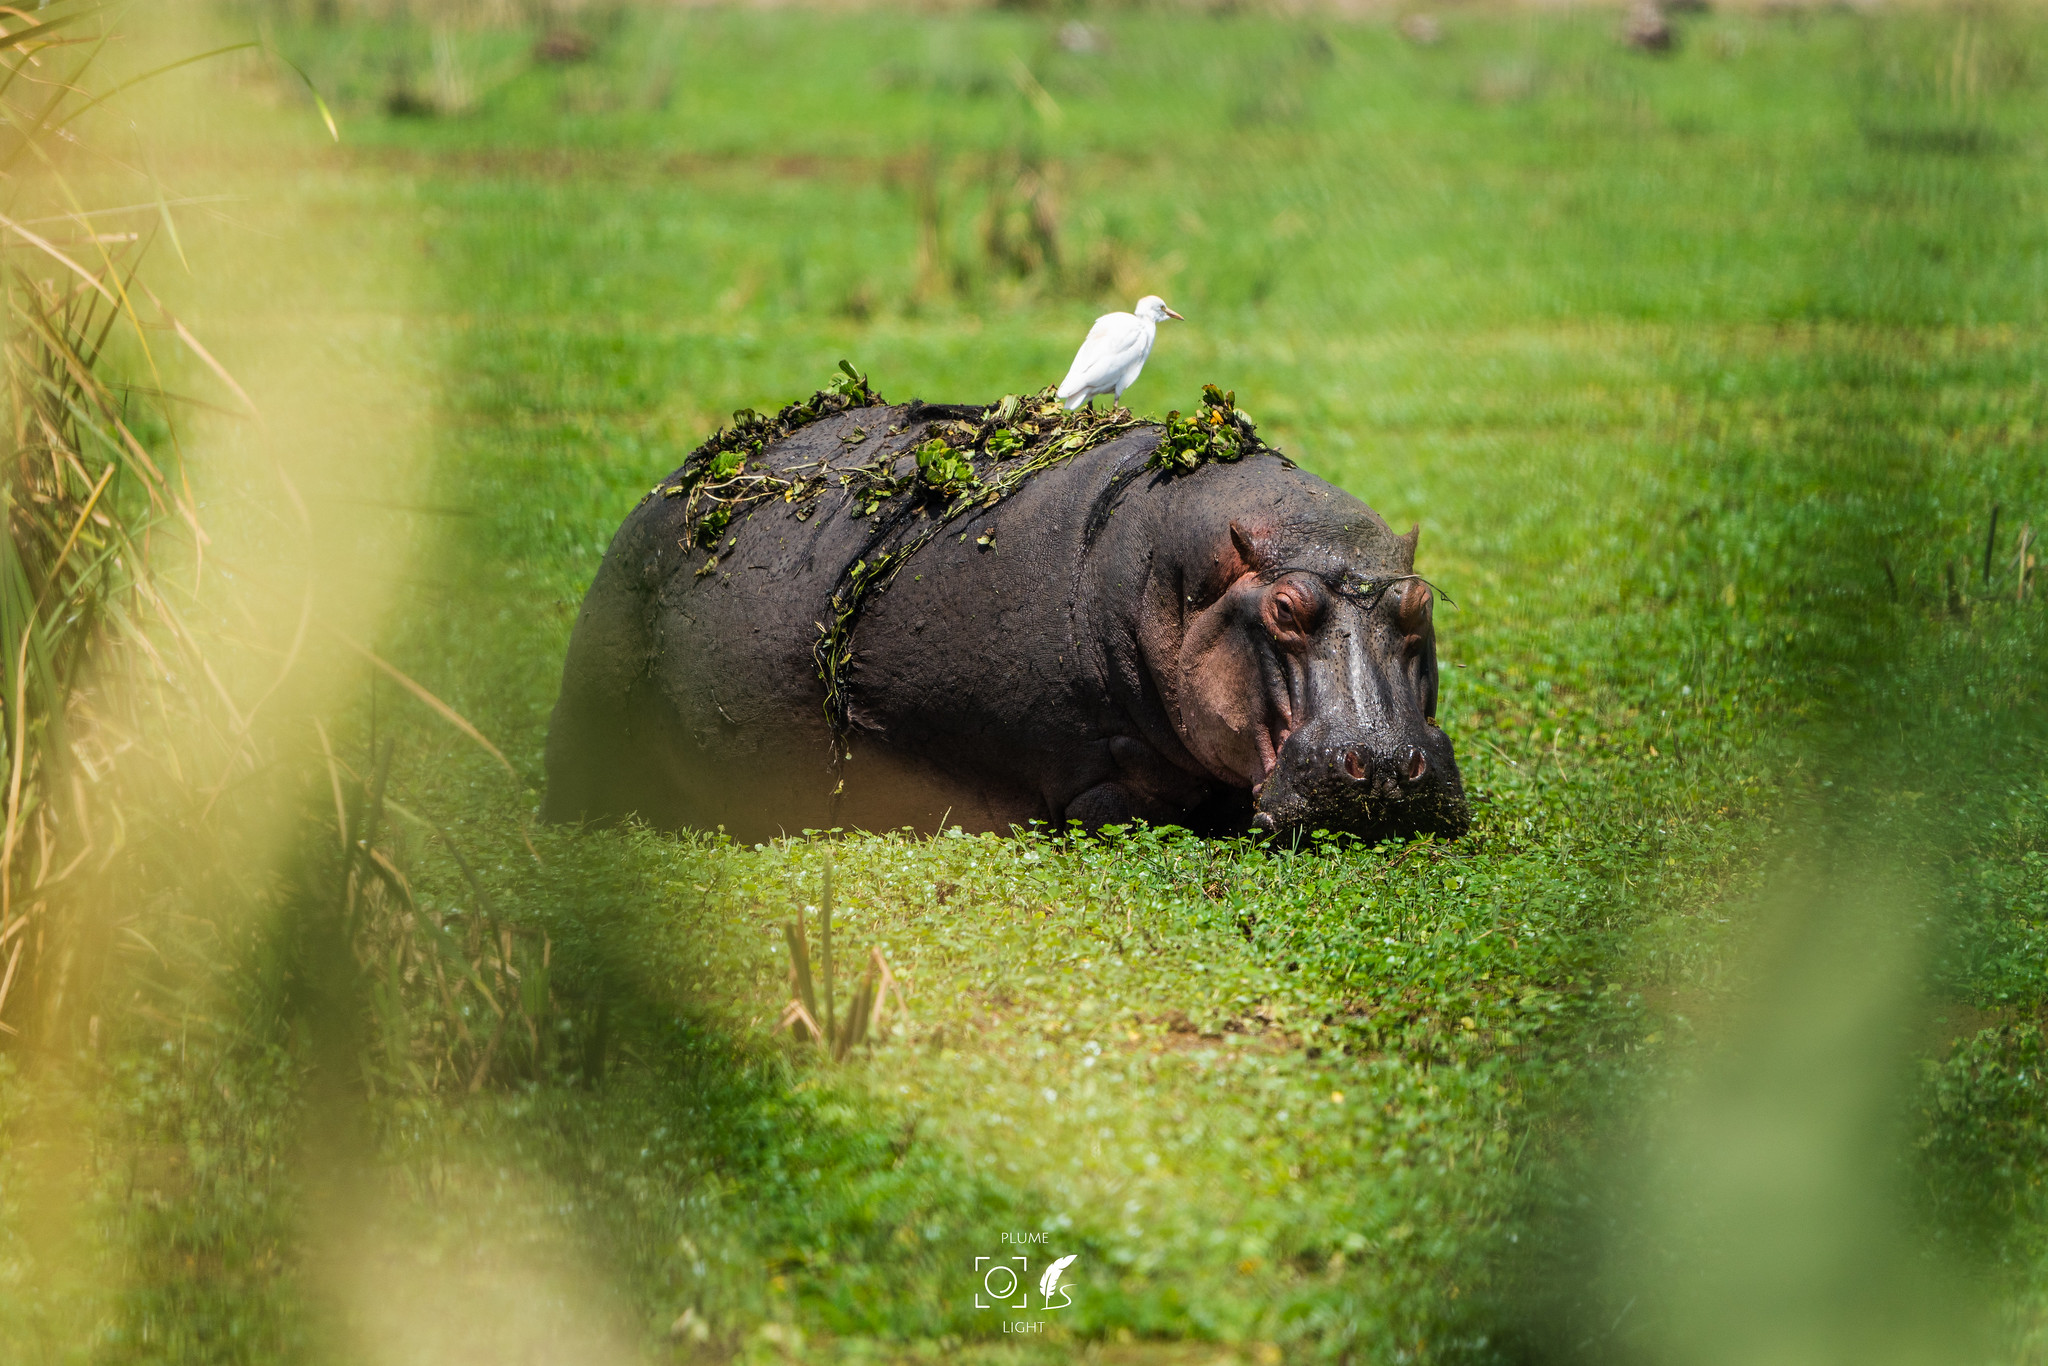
(8, 2), (2048, 1362)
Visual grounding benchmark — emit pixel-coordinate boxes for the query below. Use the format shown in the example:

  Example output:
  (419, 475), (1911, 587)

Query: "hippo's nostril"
(1343, 750), (1367, 782)
(1402, 747), (1428, 784)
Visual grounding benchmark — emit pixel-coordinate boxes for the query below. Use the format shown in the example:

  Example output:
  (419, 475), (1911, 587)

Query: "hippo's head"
(1170, 521), (1469, 842)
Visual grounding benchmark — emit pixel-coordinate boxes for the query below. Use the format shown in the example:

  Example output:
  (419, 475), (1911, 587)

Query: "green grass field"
(8, 3), (2048, 1362)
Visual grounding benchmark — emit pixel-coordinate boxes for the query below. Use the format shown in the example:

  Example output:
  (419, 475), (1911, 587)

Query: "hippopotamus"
(543, 396), (1468, 843)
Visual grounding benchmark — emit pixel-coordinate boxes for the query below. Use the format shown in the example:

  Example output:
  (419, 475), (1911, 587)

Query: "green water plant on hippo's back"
(1150, 384), (1275, 472)
(911, 437), (980, 500)
(659, 360), (887, 552)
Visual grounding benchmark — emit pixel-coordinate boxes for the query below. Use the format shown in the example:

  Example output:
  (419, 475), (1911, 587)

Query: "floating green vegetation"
(669, 371), (1281, 555)
(1149, 385), (1274, 472)
(657, 360), (884, 557)
(837, 384), (1151, 521)
(845, 433), (987, 516)
(911, 437), (981, 500)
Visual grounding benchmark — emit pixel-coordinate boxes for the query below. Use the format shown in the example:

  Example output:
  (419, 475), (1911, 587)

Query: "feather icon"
(1038, 1253), (1078, 1306)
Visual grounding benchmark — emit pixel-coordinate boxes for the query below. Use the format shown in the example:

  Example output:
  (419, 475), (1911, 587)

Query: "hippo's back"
(545, 399), (1066, 835)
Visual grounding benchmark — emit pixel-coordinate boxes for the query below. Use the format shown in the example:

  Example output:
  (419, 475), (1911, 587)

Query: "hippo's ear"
(1189, 521), (1266, 610)
(1397, 579), (1440, 721)
(1228, 521), (1269, 574)
(1394, 523), (1420, 574)
(1397, 578), (1434, 636)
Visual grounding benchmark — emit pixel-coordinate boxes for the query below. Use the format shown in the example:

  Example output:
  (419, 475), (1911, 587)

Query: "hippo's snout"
(1340, 744), (1428, 792)
(1258, 724), (1468, 842)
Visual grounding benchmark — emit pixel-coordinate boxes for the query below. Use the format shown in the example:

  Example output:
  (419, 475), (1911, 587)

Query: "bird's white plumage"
(1056, 295), (1181, 410)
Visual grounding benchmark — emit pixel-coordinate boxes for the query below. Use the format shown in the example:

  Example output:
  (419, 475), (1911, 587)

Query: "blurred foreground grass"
(7, 3), (2048, 1363)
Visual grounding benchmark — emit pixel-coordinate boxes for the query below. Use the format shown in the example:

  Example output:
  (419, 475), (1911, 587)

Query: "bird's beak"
(1164, 307), (1184, 321)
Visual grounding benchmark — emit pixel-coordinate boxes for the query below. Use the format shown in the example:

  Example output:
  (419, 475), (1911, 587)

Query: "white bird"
(1056, 295), (1183, 411)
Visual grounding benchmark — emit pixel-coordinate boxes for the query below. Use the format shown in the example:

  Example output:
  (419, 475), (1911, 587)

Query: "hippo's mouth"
(1248, 714), (1303, 812)
(1251, 657), (1303, 786)
(1254, 718), (1297, 788)
(1251, 729), (1469, 841)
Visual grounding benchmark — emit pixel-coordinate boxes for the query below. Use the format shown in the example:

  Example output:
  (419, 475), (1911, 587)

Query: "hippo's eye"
(1264, 581), (1321, 643)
